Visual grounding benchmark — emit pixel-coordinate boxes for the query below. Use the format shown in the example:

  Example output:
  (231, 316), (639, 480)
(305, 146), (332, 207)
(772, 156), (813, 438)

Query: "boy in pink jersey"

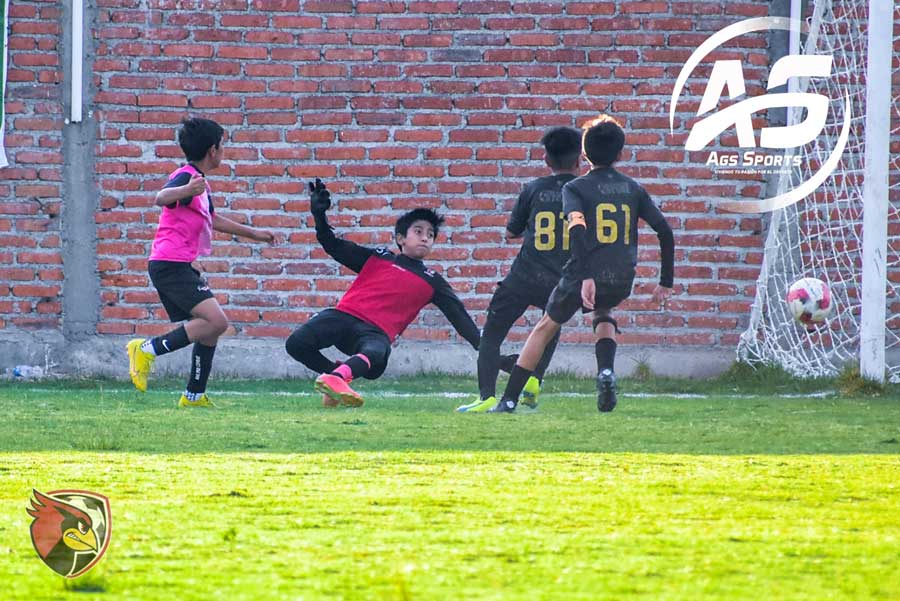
(127, 117), (274, 407)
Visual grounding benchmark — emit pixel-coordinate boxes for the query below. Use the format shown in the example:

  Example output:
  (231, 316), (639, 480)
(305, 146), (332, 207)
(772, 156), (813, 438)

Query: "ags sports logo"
(669, 17), (851, 213)
(27, 489), (112, 578)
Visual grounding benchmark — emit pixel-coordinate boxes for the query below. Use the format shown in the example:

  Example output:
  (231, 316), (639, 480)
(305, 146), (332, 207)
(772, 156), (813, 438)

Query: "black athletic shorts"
(148, 260), (215, 322)
(546, 264), (635, 324)
(305, 309), (393, 379)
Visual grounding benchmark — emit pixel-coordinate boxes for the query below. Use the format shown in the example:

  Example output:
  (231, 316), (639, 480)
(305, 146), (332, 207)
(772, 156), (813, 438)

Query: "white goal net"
(737, 0), (900, 381)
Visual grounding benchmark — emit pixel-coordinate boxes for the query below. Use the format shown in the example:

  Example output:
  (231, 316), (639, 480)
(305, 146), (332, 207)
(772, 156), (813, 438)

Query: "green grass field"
(1, 372), (898, 600)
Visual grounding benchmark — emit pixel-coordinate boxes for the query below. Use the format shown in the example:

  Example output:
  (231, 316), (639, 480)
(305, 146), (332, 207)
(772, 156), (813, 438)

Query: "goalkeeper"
(286, 179), (481, 407)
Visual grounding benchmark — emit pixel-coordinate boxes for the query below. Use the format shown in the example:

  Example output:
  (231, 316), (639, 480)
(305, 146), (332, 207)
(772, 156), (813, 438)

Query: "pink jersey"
(149, 164), (214, 263)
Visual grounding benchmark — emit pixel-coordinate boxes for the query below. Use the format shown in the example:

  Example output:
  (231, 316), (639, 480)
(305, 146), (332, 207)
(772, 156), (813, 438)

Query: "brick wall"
(3, 0), (778, 350)
(1, 0), (63, 331)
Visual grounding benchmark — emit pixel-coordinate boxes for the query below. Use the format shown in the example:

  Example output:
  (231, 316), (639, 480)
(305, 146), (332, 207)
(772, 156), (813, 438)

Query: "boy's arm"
(562, 183), (591, 278)
(638, 191), (675, 290)
(431, 277), (481, 350)
(212, 214), (274, 243)
(155, 172), (205, 207)
(310, 179), (374, 273)
(505, 187), (531, 240)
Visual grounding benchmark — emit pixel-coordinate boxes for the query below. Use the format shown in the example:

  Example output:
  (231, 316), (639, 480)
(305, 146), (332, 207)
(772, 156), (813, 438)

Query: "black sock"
(341, 354), (371, 380)
(595, 338), (617, 373)
(151, 325), (191, 356)
(186, 343), (216, 394)
(501, 364), (533, 404)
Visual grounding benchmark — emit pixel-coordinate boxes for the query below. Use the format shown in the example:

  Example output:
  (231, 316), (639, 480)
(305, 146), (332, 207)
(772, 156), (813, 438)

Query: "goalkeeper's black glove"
(308, 178), (331, 214)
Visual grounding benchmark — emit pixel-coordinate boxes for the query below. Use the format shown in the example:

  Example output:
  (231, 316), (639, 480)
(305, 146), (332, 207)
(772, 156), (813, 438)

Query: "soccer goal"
(737, 0), (899, 382)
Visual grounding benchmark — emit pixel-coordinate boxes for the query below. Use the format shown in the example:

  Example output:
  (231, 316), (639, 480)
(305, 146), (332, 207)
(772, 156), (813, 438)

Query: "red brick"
(0, 268), (34, 280)
(408, 1), (458, 12)
(242, 326), (294, 338)
(12, 285), (60, 297)
(11, 317), (59, 329)
(16, 252), (62, 264)
(102, 306), (150, 320)
(687, 283), (739, 296)
(566, 3), (615, 14)
(206, 277), (260, 290)
(98, 322), (137, 335)
(326, 16), (378, 28)
(718, 267), (760, 281)
(305, 0), (353, 11)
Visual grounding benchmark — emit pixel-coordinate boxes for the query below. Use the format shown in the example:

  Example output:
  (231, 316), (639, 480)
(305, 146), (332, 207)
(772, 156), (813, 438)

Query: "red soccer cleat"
(314, 373), (364, 408)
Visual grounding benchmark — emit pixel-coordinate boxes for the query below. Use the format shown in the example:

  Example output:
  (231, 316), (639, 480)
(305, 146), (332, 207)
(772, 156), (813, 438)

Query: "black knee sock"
(186, 343), (216, 394)
(595, 338), (617, 373)
(340, 354), (371, 380)
(477, 350), (501, 400)
(151, 325), (191, 356)
(501, 364), (533, 404)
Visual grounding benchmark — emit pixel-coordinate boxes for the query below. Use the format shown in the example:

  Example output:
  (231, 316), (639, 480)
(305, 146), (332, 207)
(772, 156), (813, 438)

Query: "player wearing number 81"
(489, 114), (675, 414)
(457, 127), (582, 413)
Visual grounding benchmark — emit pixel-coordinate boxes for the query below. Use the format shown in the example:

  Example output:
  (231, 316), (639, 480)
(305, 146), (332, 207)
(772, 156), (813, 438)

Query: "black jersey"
(562, 167), (674, 287)
(506, 173), (577, 288)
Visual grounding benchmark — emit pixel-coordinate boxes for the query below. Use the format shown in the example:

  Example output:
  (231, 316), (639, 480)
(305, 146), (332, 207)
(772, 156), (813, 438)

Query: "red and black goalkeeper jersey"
(314, 214), (481, 348)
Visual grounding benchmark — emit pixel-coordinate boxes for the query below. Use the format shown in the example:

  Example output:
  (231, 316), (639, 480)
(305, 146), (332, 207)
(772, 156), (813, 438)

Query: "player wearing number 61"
(489, 114), (676, 414)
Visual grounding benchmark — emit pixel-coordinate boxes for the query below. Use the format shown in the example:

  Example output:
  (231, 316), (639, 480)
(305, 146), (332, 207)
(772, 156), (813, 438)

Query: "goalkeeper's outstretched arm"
(432, 277), (481, 350)
(309, 178), (373, 274)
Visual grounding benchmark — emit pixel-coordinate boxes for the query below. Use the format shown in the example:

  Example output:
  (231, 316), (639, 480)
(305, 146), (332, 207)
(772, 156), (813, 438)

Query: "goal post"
(737, 0), (899, 382)
(859, 0), (893, 382)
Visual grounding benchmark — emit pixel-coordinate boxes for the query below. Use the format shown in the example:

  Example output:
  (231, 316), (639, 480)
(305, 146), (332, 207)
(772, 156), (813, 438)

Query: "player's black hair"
(540, 127), (582, 170)
(395, 208), (445, 242)
(581, 114), (625, 167)
(178, 117), (225, 163)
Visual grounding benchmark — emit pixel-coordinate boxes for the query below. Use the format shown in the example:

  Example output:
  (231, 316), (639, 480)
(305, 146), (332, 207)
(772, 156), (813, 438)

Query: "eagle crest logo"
(27, 489), (112, 578)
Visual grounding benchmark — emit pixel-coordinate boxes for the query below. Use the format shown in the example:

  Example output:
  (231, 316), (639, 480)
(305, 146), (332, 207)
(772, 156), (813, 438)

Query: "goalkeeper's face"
(396, 220), (436, 260)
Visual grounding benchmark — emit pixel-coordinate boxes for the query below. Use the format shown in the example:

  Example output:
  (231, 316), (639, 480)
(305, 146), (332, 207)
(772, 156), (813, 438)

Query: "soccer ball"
(786, 277), (833, 327)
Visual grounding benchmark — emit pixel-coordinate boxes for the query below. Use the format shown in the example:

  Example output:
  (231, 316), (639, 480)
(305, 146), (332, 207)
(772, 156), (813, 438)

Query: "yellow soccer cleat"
(520, 376), (541, 410)
(178, 393), (216, 408)
(456, 396), (496, 413)
(126, 338), (155, 393)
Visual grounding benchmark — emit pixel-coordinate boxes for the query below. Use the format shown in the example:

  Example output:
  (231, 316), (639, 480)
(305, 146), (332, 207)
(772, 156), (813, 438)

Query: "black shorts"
(496, 271), (557, 310)
(305, 309), (392, 379)
(148, 260), (215, 322)
(545, 264), (634, 325)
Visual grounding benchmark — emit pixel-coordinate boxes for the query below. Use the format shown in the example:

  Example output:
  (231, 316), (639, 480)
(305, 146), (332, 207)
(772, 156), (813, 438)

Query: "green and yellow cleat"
(520, 376), (541, 410)
(126, 338), (155, 393)
(178, 393), (216, 408)
(456, 396), (496, 413)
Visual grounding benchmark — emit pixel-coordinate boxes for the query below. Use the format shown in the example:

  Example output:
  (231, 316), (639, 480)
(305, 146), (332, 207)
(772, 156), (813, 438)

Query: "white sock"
(140, 339), (157, 356)
(183, 390), (203, 401)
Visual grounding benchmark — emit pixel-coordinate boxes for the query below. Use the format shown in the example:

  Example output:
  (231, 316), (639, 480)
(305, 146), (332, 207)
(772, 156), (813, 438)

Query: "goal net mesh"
(736, 0), (900, 381)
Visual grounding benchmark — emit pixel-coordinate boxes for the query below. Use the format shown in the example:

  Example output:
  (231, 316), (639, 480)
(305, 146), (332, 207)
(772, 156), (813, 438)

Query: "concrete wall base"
(1, 329), (736, 380)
